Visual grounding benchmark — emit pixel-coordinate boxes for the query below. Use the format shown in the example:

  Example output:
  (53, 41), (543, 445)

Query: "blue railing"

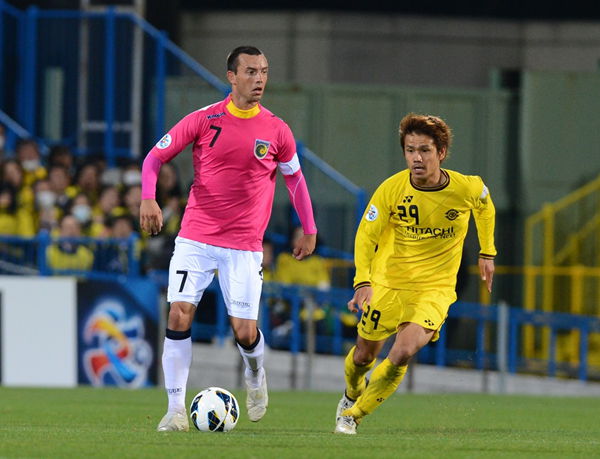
(507, 308), (600, 381)
(0, 108), (48, 154)
(0, 232), (140, 276)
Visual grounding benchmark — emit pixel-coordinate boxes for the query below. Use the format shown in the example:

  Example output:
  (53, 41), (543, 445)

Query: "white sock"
(236, 329), (265, 388)
(162, 336), (192, 413)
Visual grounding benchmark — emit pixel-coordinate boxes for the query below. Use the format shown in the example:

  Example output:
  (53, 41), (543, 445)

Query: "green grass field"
(1, 387), (599, 458)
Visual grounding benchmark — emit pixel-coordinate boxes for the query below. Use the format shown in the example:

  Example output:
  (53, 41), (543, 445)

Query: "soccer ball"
(189, 387), (239, 432)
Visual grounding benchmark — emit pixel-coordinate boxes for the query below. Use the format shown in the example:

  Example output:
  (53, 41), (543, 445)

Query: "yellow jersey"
(354, 168), (496, 291)
(274, 252), (331, 289)
(46, 243), (94, 271)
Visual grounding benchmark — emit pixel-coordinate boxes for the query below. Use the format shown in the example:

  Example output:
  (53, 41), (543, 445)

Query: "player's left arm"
(277, 124), (317, 260)
(279, 153), (317, 260)
(471, 180), (497, 293)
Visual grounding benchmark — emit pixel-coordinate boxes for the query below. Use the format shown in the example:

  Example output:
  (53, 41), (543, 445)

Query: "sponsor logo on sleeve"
(254, 139), (271, 159)
(366, 204), (379, 222)
(156, 134), (172, 149)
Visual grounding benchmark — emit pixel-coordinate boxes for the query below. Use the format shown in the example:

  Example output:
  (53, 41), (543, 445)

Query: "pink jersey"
(148, 96), (297, 251)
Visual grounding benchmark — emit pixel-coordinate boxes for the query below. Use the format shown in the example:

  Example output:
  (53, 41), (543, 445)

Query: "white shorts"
(167, 237), (263, 320)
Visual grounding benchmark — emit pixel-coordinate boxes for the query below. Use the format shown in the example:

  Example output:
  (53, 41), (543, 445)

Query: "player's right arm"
(469, 177), (497, 293)
(348, 181), (392, 312)
(347, 285), (373, 313)
(139, 111), (203, 235)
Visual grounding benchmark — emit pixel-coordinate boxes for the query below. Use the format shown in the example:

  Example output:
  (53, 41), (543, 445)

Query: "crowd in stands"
(0, 135), (183, 273)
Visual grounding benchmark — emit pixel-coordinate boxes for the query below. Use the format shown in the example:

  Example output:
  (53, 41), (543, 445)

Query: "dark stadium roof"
(8, 0), (600, 21)
(179, 0), (600, 21)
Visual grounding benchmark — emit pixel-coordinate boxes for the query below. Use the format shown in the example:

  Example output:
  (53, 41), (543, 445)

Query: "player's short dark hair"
(399, 113), (453, 155)
(227, 46), (263, 73)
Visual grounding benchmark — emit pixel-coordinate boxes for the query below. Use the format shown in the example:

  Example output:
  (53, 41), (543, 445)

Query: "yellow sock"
(344, 346), (376, 400)
(345, 358), (407, 419)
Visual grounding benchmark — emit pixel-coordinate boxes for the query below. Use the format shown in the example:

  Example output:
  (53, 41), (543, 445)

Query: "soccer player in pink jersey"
(140, 46), (318, 432)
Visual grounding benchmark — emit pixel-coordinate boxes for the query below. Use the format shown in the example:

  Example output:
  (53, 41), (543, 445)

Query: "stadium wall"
(178, 12), (600, 89)
(0, 276), (77, 387)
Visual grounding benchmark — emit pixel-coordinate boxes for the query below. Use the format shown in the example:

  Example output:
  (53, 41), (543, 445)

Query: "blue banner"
(77, 278), (159, 387)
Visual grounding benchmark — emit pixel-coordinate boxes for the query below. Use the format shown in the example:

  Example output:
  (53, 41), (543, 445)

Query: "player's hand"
(478, 257), (495, 293)
(140, 199), (163, 235)
(347, 285), (373, 313)
(292, 233), (316, 260)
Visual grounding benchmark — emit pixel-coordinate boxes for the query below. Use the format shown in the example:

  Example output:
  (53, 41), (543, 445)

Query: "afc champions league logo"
(254, 139), (271, 160)
(366, 204), (379, 222)
(82, 300), (153, 388)
(156, 133), (172, 149)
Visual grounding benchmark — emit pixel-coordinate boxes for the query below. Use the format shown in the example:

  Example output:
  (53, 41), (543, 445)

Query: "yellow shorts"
(357, 283), (457, 342)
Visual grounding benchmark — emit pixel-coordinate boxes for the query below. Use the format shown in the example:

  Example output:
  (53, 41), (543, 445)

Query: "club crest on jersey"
(156, 134), (172, 149)
(254, 139), (271, 160)
(445, 209), (460, 221)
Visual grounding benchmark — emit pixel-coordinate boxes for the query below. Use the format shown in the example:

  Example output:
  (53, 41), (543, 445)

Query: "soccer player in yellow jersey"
(334, 113), (496, 435)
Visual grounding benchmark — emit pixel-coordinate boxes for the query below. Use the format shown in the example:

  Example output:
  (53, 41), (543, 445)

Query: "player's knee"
(388, 343), (418, 366)
(232, 327), (257, 348)
(353, 346), (377, 366)
(168, 302), (195, 330)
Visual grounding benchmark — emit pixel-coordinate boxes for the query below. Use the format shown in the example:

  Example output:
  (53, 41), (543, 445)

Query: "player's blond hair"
(399, 114), (453, 157)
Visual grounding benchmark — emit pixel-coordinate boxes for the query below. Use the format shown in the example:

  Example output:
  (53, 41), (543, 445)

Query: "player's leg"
(342, 289), (453, 426)
(344, 322), (433, 421)
(158, 301), (196, 432)
(345, 336), (384, 399)
(334, 336), (383, 434)
(158, 238), (217, 432)
(335, 283), (399, 434)
(230, 317), (268, 421)
(229, 318), (262, 384)
(216, 248), (267, 421)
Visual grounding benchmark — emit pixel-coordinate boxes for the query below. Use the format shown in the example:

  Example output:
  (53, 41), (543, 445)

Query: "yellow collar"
(226, 100), (261, 119)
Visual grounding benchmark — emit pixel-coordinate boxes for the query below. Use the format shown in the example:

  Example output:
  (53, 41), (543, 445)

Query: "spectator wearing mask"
(68, 192), (105, 237)
(34, 178), (60, 233)
(16, 139), (46, 187)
